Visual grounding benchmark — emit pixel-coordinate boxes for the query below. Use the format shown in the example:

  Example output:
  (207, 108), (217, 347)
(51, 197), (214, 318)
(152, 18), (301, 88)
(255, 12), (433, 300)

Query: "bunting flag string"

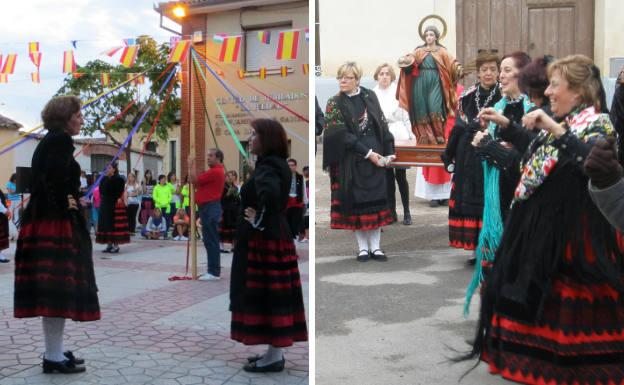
(101, 73), (110, 86)
(280, 66), (288, 77)
(168, 40), (190, 63)
(276, 30), (299, 60)
(191, 49), (307, 144)
(0, 74), (7, 83)
(29, 52), (42, 68)
(62, 50), (76, 73)
(28, 42), (39, 53)
(257, 31), (271, 44)
(218, 36), (241, 63)
(1, 54), (17, 74)
(302, 64), (309, 75)
(31, 72), (40, 83)
(101, 46), (124, 57)
(120, 45), (139, 68)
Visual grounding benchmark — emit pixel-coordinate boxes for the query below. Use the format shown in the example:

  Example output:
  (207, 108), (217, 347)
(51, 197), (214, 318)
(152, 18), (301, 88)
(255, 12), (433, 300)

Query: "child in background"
(142, 208), (167, 240)
(172, 208), (190, 241)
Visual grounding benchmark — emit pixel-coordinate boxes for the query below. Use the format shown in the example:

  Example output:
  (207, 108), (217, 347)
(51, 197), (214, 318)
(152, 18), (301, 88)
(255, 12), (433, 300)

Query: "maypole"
(189, 39), (198, 280)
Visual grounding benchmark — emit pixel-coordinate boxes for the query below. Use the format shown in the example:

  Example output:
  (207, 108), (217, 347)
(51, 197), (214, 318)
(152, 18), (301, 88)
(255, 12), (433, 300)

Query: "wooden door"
(455, 0), (594, 84)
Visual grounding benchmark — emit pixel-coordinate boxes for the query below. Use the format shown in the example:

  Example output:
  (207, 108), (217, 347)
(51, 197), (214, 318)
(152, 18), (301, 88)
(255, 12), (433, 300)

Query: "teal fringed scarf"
(464, 94), (533, 316)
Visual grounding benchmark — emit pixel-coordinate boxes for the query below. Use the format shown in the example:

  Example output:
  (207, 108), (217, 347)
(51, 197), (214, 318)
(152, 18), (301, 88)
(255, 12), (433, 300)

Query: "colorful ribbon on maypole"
(191, 53), (247, 159)
(85, 67), (177, 199)
(0, 71), (154, 157)
(191, 49), (307, 144)
(190, 58), (220, 151)
(133, 81), (176, 168)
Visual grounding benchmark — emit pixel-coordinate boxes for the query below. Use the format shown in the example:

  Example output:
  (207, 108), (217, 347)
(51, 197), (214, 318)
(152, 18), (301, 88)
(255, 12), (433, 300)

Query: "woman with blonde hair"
(465, 54), (624, 384)
(323, 61), (395, 262)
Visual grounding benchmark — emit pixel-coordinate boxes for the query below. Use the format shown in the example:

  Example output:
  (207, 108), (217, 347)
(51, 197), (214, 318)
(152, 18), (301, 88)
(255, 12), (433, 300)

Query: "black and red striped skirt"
(329, 166), (393, 230)
(14, 217), (100, 321)
(219, 217), (236, 244)
(0, 213), (9, 250)
(483, 276), (624, 384)
(448, 183), (482, 250)
(96, 199), (130, 244)
(230, 232), (307, 347)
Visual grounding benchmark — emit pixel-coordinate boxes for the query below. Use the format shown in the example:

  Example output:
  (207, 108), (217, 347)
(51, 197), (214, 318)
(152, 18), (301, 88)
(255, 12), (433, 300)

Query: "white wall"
(594, 0), (624, 77)
(318, 0), (456, 78)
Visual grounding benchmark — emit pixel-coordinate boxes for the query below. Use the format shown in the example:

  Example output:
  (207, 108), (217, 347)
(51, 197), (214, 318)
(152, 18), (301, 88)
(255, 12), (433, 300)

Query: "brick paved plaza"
(0, 236), (309, 385)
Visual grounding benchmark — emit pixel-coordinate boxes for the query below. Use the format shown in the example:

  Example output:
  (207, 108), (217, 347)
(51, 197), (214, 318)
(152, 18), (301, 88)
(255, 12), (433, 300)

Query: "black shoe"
(102, 246), (113, 253)
(356, 250), (370, 262)
(247, 354), (264, 363)
(64, 351), (84, 365)
(0, 258), (9, 263)
(243, 358), (285, 373)
(111, 246), (120, 253)
(370, 249), (388, 262)
(439, 199), (449, 206)
(403, 214), (412, 226)
(220, 249), (230, 253)
(467, 257), (476, 266)
(428, 200), (440, 208)
(42, 359), (86, 374)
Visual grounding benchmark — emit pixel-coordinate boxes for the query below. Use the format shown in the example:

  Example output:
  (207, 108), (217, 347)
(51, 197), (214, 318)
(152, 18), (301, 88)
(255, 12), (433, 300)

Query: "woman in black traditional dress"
(96, 162), (130, 253)
(0, 189), (10, 263)
(442, 49), (501, 258)
(230, 118), (307, 373)
(466, 54), (624, 385)
(323, 61), (395, 262)
(14, 96), (98, 373)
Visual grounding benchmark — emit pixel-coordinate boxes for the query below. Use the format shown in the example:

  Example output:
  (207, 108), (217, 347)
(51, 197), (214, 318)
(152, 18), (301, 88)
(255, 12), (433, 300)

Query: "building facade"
(318, 0), (623, 86)
(156, 0), (310, 180)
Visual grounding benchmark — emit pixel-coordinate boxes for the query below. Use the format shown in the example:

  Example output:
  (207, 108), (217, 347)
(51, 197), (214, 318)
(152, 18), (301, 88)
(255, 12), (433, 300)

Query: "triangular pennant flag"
(71, 40), (78, 49)
(0, 55), (3, 72)
(302, 63), (309, 75)
(305, 28), (309, 43)
(257, 31), (271, 44)
(280, 66), (288, 77)
(1, 54), (17, 74)
(0, 74), (7, 83)
(62, 51), (76, 73)
(259, 67), (267, 79)
(29, 52), (42, 68)
(101, 73), (110, 86)
(28, 42), (39, 53)
(218, 36), (241, 63)
(101, 46), (123, 57)
(136, 74), (145, 85)
(176, 71), (183, 85)
(31, 72), (40, 83)
(120, 45), (139, 68)
(170, 36), (181, 47)
(213, 33), (226, 43)
(276, 31), (299, 60)
(72, 72), (85, 79)
(168, 40), (190, 63)
(237, 69), (245, 79)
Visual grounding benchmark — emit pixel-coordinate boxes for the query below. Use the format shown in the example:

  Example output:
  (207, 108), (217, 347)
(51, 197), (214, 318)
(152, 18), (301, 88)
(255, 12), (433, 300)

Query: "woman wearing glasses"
(323, 61), (396, 262)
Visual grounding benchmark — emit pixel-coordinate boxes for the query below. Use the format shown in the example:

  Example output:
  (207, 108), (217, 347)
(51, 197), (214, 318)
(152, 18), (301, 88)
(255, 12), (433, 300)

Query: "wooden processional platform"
(388, 139), (445, 167)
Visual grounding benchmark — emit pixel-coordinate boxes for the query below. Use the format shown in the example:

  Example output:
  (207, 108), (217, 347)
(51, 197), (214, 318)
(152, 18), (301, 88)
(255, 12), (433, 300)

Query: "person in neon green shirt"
(152, 174), (172, 234)
(166, 172), (181, 230)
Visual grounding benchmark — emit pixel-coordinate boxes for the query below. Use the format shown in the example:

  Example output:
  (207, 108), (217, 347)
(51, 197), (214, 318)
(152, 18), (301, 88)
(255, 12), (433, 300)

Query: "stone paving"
(0, 236), (309, 384)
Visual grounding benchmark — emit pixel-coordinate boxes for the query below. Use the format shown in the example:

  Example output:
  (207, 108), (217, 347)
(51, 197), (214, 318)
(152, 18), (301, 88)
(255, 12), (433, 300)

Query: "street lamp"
(172, 2), (187, 18)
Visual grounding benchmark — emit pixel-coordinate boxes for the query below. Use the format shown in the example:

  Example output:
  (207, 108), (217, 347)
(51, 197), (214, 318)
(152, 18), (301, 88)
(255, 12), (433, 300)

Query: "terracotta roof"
(0, 114), (23, 130)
